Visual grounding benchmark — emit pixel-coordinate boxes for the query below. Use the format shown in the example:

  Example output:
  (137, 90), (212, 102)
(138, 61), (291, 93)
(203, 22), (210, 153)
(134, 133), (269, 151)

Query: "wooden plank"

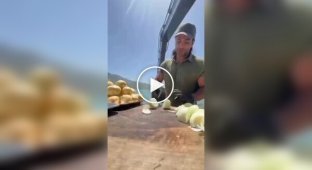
(108, 106), (204, 170)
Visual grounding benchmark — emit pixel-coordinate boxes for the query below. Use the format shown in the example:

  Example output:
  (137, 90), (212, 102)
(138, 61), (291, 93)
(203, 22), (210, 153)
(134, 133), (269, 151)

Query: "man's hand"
(151, 87), (166, 101)
(171, 89), (195, 106)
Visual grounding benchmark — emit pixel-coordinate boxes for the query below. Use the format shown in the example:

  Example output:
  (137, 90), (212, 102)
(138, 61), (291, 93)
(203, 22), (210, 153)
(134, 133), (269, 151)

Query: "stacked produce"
(0, 68), (106, 150)
(107, 80), (142, 105)
(176, 103), (204, 131)
(141, 98), (204, 131)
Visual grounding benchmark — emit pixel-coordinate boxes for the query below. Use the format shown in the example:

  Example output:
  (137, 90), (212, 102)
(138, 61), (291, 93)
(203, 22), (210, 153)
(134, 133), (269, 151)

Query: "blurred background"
(205, 0), (312, 169)
(0, 0), (107, 169)
(0, 0), (107, 104)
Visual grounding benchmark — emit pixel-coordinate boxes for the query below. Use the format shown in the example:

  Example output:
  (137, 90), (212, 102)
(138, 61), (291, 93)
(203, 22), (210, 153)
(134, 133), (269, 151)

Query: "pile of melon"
(0, 68), (106, 150)
(176, 103), (205, 131)
(107, 80), (142, 105)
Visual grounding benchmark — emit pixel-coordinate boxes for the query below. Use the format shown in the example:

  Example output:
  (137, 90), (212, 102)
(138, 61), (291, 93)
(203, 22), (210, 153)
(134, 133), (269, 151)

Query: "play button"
(137, 66), (174, 104)
(150, 78), (164, 93)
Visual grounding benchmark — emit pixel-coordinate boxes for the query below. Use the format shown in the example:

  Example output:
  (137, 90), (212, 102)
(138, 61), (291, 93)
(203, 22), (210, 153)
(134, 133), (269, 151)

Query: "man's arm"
(152, 70), (166, 100)
(193, 75), (204, 101)
(155, 70), (164, 82)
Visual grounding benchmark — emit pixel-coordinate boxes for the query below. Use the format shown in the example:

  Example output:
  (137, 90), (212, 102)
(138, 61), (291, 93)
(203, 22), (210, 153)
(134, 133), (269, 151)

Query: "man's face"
(175, 34), (194, 58)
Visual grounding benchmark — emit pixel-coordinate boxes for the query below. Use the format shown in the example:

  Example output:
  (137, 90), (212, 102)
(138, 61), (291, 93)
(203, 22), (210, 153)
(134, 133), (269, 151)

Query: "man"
(154, 23), (204, 107)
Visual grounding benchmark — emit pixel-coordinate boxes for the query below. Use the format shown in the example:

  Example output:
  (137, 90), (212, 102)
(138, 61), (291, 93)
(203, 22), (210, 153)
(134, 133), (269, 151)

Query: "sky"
(0, 0), (204, 79)
(108, 0), (204, 81)
(0, 0), (107, 75)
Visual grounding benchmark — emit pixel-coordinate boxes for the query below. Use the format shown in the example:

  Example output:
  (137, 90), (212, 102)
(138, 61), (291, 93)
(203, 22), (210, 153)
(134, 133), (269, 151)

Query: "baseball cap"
(175, 23), (196, 39)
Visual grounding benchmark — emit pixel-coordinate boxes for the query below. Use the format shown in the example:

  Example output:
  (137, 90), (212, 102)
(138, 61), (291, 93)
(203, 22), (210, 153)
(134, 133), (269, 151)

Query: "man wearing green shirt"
(155, 23), (204, 106)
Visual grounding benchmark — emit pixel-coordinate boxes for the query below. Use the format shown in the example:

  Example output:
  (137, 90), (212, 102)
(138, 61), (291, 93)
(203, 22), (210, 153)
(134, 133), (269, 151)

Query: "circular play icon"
(136, 66), (174, 104)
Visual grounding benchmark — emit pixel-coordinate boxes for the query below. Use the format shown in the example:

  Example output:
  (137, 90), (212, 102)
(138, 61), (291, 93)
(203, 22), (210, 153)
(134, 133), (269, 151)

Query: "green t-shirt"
(160, 54), (204, 102)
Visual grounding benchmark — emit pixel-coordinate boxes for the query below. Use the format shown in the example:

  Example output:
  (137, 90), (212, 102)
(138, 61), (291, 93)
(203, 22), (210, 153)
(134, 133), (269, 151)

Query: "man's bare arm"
(155, 70), (164, 82)
(193, 75), (204, 101)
